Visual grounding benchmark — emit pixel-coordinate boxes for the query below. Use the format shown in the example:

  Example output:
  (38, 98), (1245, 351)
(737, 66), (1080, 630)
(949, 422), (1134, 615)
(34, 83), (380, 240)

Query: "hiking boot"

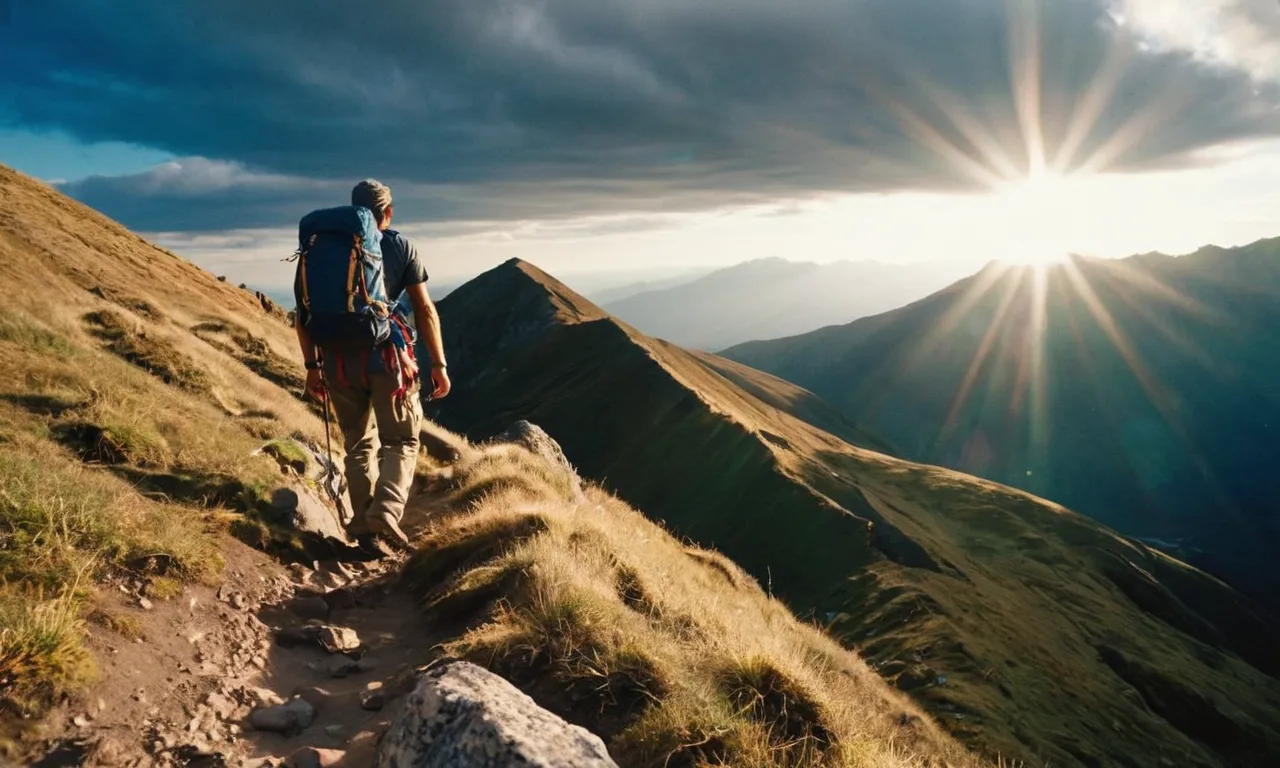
(353, 533), (397, 561)
(367, 515), (412, 554)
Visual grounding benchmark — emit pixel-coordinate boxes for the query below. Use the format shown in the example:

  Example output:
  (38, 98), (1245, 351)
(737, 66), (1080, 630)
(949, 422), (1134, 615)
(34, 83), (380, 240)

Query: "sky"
(2, 0), (1280, 293)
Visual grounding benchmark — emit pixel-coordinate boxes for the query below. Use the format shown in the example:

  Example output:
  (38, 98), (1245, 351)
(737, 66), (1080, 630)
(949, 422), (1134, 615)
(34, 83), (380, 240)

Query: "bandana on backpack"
(381, 313), (420, 401)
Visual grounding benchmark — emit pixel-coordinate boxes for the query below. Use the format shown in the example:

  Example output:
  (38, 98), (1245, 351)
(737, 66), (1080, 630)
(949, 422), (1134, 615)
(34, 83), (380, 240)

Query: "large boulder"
(375, 661), (618, 768)
(271, 484), (348, 542)
(491, 421), (584, 498)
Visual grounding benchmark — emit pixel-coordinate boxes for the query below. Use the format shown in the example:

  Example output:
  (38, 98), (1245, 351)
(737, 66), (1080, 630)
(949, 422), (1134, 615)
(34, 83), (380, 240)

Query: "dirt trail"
(26, 496), (449, 768)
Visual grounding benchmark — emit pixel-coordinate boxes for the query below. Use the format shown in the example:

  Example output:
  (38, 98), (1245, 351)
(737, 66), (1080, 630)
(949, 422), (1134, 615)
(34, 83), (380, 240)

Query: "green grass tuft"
(0, 590), (96, 717)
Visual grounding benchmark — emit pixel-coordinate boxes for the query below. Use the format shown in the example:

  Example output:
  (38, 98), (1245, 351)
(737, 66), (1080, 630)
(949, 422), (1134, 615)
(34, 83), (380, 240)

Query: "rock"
(375, 661), (618, 768)
(292, 686), (332, 712)
(138, 596), (154, 610)
(287, 595), (331, 621)
(286, 563), (314, 586)
(360, 690), (387, 711)
(322, 587), (358, 612)
(72, 715), (90, 728)
(288, 746), (346, 768)
(92, 736), (128, 764)
(491, 421), (584, 498)
(247, 687), (285, 707)
(323, 724), (346, 739)
(275, 625), (322, 648)
(312, 570), (347, 591)
(205, 691), (237, 720)
(317, 626), (361, 653)
(330, 657), (377, 678)
(248, 698), (316, 734)
(271, 484), (347, 543)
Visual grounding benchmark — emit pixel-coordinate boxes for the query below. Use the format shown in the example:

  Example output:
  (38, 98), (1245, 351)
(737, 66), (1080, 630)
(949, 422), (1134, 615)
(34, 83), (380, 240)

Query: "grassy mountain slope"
(604, 258), (974, 351)
(724, 246), (1280, 606)
(408, 436), (982, 768)
(0, 164), (987, 767)
(0, 164), (334, 746)
(432, 258), (1280, 768)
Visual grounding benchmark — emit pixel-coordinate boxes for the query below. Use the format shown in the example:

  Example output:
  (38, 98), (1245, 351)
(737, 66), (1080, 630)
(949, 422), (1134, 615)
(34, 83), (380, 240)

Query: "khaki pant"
(327, 371), (423, 535)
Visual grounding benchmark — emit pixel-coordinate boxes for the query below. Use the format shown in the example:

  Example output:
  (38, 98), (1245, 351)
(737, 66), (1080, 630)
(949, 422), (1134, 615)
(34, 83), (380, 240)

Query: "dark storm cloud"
(4, 0), (1279, 231)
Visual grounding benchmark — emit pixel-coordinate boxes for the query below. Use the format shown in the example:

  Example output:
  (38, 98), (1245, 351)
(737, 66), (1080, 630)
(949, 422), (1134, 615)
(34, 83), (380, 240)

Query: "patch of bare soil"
(22, 538), (440, 768)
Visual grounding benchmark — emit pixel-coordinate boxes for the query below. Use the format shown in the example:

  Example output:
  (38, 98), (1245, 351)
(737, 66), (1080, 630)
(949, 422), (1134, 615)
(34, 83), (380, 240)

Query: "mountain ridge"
(430, 255), (1280, 768)
(724, 240), (1280, 606)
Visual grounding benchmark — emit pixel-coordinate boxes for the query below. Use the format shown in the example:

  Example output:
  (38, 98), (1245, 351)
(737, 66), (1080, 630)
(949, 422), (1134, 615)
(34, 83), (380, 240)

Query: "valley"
(724, 247), (1280, 609)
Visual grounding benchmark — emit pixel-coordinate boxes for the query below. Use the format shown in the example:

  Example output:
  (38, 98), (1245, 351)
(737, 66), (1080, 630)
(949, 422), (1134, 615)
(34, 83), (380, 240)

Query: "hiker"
(293, 179), (451, 557)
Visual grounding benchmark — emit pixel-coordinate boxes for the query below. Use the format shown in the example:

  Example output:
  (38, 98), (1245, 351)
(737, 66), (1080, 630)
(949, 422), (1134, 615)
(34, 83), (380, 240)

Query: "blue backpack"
(294, 206), (392, 350)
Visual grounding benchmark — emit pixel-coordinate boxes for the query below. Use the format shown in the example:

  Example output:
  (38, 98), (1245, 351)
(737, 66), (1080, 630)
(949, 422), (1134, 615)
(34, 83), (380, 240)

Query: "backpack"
(294, 206), (392, 350)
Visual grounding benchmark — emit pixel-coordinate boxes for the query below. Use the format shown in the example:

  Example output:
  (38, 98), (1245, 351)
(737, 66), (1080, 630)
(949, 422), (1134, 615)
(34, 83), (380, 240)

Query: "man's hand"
(305, 369), (327, 402)
(430, 365), (452, 400)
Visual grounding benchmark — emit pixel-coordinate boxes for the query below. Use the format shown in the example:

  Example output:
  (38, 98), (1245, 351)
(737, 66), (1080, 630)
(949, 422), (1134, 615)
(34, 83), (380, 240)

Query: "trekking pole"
(317, 366), (343, 510)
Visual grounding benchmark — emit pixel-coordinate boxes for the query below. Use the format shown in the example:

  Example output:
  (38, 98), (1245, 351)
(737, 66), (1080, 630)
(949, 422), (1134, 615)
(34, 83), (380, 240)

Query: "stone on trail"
(287, 594), (331, 621)
(360, 690), (387, 711)
(249, 697), (316, 734)
(275, 625), (322, 648)
(288, 746), (346, 768)
(317, 625), (361, 653)
(330, 656), (377, 678)
(271, 484), (347, 542)
(376, 661), (618, 768)
(491, 421), (585, 498)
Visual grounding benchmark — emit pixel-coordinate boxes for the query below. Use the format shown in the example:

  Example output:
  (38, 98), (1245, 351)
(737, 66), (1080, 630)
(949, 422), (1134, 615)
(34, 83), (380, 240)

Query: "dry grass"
(0, 590), (96, 718)
(84, 308), (213, 394)
(406, 445), (983, 768)
(0, 435), (228, 717)
(0, 166), (340, 741)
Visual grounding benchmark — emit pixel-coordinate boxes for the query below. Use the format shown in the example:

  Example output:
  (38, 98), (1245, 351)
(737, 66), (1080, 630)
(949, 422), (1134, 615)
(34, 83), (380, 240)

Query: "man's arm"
(295, 318), (326, 401)
(405, 282), (451, 399)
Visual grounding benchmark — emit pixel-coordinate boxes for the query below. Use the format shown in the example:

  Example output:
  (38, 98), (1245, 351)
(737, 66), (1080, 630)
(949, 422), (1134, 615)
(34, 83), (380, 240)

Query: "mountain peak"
(434, 259), (609, 383)
(484, 258), (607, 324)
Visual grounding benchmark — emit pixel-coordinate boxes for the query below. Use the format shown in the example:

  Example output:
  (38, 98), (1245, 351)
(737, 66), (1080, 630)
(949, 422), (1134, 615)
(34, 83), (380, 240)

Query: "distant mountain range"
(429, 257), (1280, 768)
(725, 240), (1280, 607)
(603, 257), (977, 351)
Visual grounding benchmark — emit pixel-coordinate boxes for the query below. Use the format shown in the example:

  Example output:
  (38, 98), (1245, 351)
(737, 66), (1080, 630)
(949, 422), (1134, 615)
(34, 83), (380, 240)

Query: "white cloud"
(1116, 0), (1280, 81)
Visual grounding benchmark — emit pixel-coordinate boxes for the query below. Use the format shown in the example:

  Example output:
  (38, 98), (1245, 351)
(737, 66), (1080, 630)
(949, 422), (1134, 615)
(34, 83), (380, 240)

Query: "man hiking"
(293, 179), (451, 557)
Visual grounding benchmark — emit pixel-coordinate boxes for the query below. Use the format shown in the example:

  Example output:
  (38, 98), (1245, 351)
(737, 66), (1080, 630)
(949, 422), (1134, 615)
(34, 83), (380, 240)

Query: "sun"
(989, 170), (1090, 267)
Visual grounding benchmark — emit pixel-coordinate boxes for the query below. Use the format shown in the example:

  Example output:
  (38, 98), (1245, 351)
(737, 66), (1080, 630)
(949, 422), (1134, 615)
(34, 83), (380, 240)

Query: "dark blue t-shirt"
(380, 229), (429, 303)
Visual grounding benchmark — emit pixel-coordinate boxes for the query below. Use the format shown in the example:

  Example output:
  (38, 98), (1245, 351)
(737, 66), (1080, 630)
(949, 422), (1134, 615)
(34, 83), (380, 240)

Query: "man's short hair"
(352, 179), (393, 217)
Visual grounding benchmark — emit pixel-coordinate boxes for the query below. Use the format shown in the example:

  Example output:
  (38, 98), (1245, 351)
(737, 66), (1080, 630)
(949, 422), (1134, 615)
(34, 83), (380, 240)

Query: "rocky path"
(30, 540), (439, 768)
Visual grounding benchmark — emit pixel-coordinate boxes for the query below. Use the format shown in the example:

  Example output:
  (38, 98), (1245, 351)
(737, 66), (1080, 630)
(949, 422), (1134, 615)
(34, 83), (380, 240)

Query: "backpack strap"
(345, 236), (361, 313)
(296, 235), (316, 312)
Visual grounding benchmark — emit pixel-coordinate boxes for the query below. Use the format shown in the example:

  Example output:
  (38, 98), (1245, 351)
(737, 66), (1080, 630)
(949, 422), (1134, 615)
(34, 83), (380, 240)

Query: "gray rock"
(492, 421), (584, 498)
(288, 746), (345, 768)
(375, 661), (618, 768)
(286, 563), (315, 586)
(249, 697), (316, 734)
(287, 595), (331, 621)
(317, 625), (361, 653)
(271, 484), (348, 542)
(293, 686), (333, 712)
(330, 657), (377, 678)
(275, 625), (322, 648)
